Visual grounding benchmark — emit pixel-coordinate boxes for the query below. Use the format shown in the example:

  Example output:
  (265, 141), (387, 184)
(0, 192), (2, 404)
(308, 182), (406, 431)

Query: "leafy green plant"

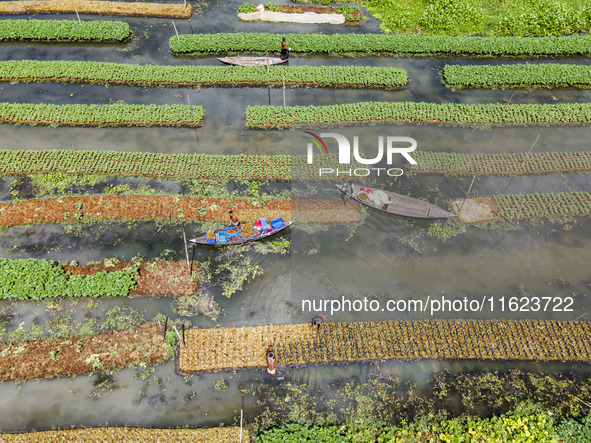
(245, 101), (591, 129)
(238, 2), (257, 13)
(0, 258), (138, 300)
(0, 102), (204, 128)
(443, 63), (591, 89)
(0, 60), (407, 90)
(169, 32), (591, 57)
(0, 19), (130, 42)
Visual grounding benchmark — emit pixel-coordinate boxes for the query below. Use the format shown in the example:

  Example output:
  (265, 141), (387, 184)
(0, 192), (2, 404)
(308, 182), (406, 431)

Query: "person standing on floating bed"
(280, 37), (291, 60)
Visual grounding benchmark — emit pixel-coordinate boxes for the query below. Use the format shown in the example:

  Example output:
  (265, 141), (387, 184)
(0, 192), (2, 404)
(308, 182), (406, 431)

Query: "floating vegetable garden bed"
(0, 103), (204, 128)
(0, 61), (408, 89)
(409, 151), (591, 176)
(0, 20), (130, 42)
(0, 323), (166, 382)
(0, 258), (198, 299)
(442, 64), (591, 89)
(238, 3), (362, 25)
(0, 195), (360, 227)
(453, 192), (591, 223)
(0, 1), (193, 19)
(180, 320), (591, 373)
(0, 427), (248, 442)
(0, 150), (367, 181)
(170, 33), (591, 57)
(245, 102), (591, 129)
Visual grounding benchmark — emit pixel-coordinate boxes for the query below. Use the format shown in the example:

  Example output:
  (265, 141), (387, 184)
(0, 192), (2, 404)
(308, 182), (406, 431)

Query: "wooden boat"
(217, 56), (288, 66)
(336, 183), (455, 219)
(190, 218), (294, 246)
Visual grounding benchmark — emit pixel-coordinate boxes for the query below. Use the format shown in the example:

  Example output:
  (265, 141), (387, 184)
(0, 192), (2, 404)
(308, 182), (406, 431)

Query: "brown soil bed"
(1, 427), (248, 442)
(0, 196), (361, 227)
(452, 197), (499, 223)
(63, 261), (199, 297)
(0, 323), (167, 382)
(0, 0), (193, 18)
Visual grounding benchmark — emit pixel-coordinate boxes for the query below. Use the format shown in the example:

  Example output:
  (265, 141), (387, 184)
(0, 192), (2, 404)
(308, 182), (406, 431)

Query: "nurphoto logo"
(303, 131), (418, 177)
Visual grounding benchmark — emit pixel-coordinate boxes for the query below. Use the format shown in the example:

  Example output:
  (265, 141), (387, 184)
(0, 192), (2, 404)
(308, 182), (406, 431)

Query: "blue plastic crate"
(206, 238), (215, 244)
(217, 231), (227, 245)
(271, 217), (285, 230)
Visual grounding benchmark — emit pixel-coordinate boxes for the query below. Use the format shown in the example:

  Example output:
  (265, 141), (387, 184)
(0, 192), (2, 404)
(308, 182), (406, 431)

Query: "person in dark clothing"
(280, 37), (290, 60)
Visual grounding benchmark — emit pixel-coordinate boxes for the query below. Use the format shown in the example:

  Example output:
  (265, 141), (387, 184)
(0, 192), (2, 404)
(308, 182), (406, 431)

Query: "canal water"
(0, 5), (589, 433)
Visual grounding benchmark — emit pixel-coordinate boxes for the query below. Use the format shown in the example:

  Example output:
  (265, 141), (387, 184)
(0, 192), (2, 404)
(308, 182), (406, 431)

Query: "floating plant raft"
(0, 426), (247, 442)
(0, 1), (193, 18)
(0, 196), (361, 227)
(179, 320), (591, 373)
(0, 323), (166, 382)
(453, 192), (591, 223)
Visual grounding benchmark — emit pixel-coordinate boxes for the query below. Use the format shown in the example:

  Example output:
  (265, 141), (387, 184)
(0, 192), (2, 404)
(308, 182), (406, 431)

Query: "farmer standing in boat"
(280, 37), (290, 60)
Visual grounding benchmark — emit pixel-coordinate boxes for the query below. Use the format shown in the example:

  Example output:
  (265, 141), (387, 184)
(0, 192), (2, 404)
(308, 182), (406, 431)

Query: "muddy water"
(0, 8), (590, 435)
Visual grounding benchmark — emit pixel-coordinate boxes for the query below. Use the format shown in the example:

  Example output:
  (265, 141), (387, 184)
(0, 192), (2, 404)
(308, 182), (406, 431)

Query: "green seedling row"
(0, 19), (130, 42)
(443, 63), (591, 89)
(410, 151), (591, 175)
(0, 60), (407, 89)
(245, 102), (591, 128)
(0, 103), (204, 128)
(170, 32), (591, 57)
(493, 192), (591, 221)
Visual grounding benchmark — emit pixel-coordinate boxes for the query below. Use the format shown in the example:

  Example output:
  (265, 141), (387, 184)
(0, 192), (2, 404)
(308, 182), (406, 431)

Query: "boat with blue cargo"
(190, 217), (293, 246)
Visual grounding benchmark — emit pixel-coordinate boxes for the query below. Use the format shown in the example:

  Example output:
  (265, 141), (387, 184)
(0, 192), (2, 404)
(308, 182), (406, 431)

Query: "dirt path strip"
(0, 1), (193, 18)
(179, 320), (591, 373)
(0, 323), (166, 382)
(0, 196), (361, 227)
(0, 427), (247, 442)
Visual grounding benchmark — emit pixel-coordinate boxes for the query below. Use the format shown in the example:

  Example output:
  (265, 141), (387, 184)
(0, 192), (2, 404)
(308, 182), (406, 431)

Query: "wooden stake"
(283, 74), (286, 110)
(183, 231), (191, 276)
(172, 20), (180, 40)
(240, 409), (243, 443)
(266, 40), (269, 74)
(514, 196), (526, 227)
(458, 174), (476, 213)
(173, 325), (183, 344)
(74, 5), (81, 23)
(182, 324), (186, 346)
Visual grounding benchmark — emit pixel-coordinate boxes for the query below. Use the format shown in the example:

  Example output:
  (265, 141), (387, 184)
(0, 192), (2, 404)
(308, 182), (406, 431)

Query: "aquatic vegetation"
(492, 192), (591, 221)
(443, 63), (591, 89)
(170, 32), (591, 57)
(0, 150), (368, 181)
(0, 258), (138, 300)
(0, 19), (130, 42)
(410, 151), (591, 176)
(0, 323), (166, 381)
(180, 319), (591, 373)
(0, 1), (193, 18)
(245, 102), (591, 129)
(2, 426), (248, 441)
(0, 103), (204, 128)
(0, 60), (407, 89)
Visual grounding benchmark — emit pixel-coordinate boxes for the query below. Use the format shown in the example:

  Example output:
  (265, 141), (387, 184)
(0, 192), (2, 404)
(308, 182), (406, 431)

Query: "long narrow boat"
(217, 56), (288, 66)
(190, 218), (294, 246)
(336, 183), (455, 219)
